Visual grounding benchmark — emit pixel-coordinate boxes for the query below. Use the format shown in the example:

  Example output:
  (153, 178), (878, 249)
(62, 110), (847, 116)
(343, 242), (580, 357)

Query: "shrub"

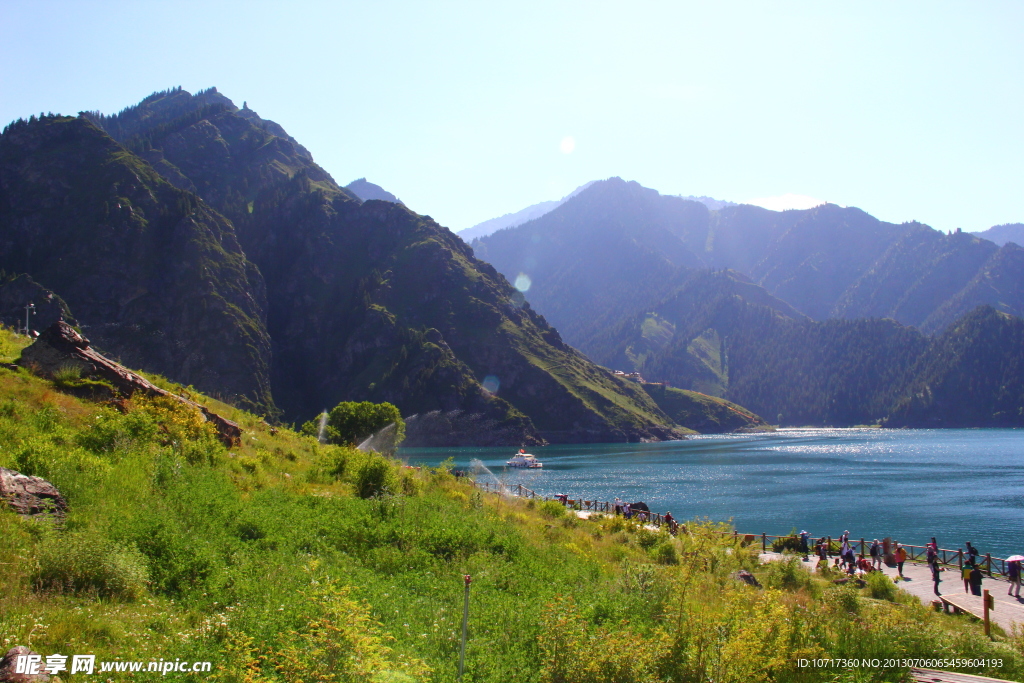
(634, 527), (661, 549)
(865, 569), (898, 601)
(35, 533), (149, 601)
(764, 557), (812, 592)
(653, 542), (679, 565)
(538, 499), (566, 518)
(354, 452), (399, 498)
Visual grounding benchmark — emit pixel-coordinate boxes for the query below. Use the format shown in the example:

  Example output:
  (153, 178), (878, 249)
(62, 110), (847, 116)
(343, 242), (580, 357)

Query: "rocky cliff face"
(0, 114), (273, 412)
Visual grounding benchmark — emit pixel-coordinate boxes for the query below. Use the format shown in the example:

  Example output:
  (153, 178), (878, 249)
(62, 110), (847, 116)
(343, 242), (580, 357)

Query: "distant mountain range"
(470, 177), (1024, 427)
(0, 90), (718, 444)
(459, 183), (736, 242)
(970, 223), (1024, 247)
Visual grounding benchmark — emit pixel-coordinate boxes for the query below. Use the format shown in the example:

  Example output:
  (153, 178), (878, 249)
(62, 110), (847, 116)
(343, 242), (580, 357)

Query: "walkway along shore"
(473, 480), (1024, 591)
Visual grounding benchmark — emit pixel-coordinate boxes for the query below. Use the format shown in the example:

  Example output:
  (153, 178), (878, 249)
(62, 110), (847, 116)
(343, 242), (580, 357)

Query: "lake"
(401, 428), (1024, 559)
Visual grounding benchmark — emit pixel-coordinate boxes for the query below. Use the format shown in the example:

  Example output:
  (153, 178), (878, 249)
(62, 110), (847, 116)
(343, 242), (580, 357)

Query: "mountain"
(472, 177), (1024, 349)
(457, 182), (595, 242)
(345, 178), (402, 204)
(60, 87), (687, 444)
(458, 182), (735, 242)
(887, 306), (1024, 428)
(971, 223), (1024, 247)
(0, 113), (273, 411)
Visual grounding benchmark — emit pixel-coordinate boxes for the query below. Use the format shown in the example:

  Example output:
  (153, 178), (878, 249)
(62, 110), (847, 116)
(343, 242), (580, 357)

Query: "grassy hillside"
(641, 383), (771, 433)
(1, 325), (1022, 682)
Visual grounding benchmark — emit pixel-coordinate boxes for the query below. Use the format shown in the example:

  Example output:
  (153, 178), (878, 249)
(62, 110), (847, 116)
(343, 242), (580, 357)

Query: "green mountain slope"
(0, 114), (273, 411)
(887, 306), (1024, 428)
(79, 88), (684, 443)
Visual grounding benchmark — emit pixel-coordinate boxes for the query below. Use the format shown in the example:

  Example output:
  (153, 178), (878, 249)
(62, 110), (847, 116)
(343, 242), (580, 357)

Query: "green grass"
(1, 322), (1023, 681)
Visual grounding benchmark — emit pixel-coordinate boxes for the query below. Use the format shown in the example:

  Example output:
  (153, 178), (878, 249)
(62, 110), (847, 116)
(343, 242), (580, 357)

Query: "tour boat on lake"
(507, 449), (543, 468)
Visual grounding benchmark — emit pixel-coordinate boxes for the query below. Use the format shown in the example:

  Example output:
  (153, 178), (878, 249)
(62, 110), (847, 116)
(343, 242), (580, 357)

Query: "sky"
(2, 1), (1021, 233)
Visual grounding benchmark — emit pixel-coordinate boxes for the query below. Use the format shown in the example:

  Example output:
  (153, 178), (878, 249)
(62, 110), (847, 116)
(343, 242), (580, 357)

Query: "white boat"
(506, 449), (543, 468)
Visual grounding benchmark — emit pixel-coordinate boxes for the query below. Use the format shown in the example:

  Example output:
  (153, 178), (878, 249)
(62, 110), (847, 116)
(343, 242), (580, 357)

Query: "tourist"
(817, 539), (828, 567)
(894, 543), (908, 579)
(969, 563), (984, 596)
(966, 541), (979, 566)
(664, 511), (677, 535)
(931, 560), (942, 596)
(1007, 559), (1021, 598)
(799, 530), (810, 561)
(624, 502), (632, 519)
(926, 539), (938, 565)
(614, 497), (623, 515)
(869, 539), (882, 570)
(962, 562), (973, 593)
(857, 556), (874, 573)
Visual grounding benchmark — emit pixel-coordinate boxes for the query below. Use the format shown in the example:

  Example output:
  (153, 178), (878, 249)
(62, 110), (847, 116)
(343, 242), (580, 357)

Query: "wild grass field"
(1, 325), (1022, 682)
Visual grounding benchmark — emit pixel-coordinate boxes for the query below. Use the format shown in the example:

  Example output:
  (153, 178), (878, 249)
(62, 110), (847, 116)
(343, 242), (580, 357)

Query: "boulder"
(18, 321), (242, 446)
(732, 570), (762, 587)
(0, 468), (67, 518)
(0, 646), (50, 682)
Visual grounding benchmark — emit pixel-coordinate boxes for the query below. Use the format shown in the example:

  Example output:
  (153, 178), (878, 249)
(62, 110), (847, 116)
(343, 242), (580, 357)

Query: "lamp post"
(23, 303), (35, 336)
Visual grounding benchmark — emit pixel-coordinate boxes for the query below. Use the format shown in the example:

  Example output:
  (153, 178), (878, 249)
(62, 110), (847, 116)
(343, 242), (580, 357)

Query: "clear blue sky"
(2, 1), (1021, 233)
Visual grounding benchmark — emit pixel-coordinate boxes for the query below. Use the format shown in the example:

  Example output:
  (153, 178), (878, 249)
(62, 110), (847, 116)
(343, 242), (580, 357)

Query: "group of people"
(799, 531), (1024, 599)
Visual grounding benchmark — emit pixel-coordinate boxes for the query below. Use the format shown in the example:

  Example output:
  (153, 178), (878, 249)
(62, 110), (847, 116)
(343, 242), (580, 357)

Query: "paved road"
(761, 553), (1024, 635)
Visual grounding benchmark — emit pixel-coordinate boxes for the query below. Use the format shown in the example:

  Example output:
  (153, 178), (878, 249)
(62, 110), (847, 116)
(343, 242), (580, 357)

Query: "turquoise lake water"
(401, 428), (1024, 559)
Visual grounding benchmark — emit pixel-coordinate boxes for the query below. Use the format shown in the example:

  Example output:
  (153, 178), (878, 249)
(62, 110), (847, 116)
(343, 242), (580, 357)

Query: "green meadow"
(0, 325), (1022, 682)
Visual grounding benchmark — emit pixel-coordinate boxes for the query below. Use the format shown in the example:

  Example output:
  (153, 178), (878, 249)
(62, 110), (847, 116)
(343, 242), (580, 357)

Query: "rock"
(18, 321), (242, 447)
(733, 570), (762, 587)
(0, 646), (51, 681)
(0, 468), (67, 518)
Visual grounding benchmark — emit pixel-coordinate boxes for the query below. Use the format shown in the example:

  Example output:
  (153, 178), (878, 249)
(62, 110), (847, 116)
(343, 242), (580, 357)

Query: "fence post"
(762, 533), (766, 553)
(983, 589), (992, 637)
(958, 549), (963, 570)
(860, 538), (865, 558)
(986, 553), (993, 577)
(827, 536), (832, 557)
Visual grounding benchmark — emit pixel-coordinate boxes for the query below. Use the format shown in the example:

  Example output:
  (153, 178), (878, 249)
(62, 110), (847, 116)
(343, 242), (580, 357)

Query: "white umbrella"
(1006, 554), (1024, 562)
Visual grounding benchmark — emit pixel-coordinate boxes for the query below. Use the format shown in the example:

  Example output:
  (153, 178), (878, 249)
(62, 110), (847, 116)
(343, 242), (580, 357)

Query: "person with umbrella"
(1007, 554), (1024, 598)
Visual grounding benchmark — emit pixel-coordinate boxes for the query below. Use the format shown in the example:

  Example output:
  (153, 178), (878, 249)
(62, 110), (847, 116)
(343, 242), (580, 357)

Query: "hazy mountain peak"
(457, 181), (596, 241)
(344, 178), (403, 204)
(971, 223), (1024, 247)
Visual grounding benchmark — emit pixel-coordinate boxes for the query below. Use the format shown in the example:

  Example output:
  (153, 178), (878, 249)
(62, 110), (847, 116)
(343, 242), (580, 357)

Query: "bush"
(865, 569), (898, 601)
(354, 452), (399, 498)
(763, 557), (812, 591)
(35, 533), (149, 601)
(538, 499), (566, 518)
(653, 542), (679, 565)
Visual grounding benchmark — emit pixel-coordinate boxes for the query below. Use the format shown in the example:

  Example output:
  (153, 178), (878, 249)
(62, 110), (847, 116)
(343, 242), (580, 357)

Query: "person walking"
(800, 530), (810, 561)
(1008, 558), (1022, 598)
(969, 563), (984, 596)
(894, 542), (908, 579)
(931, 560), (942, 596)
(962, 562), (973, 593)
(869, 539), (882, 570)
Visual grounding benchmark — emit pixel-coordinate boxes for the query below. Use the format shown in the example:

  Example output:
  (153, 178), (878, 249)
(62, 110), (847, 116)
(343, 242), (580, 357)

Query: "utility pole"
(458, 575), (471, 681)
